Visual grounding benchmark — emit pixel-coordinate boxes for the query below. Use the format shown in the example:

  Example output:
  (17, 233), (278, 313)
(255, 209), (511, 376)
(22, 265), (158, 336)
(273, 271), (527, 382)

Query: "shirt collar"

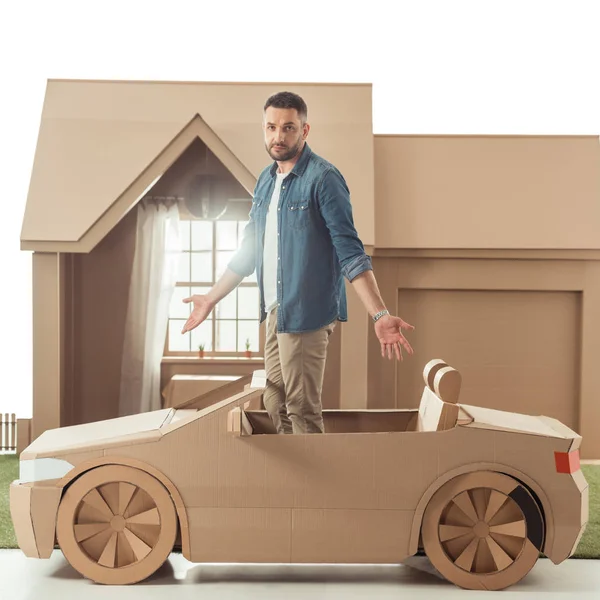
(269, 142), (312, 178)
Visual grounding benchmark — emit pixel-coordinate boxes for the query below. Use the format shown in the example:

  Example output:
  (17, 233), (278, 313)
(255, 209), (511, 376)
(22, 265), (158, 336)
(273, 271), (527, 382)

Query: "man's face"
(263, 107), (309, 162)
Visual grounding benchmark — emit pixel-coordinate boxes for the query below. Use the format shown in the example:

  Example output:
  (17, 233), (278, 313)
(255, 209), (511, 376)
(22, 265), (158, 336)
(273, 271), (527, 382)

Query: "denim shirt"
(227, 143), (372, 333)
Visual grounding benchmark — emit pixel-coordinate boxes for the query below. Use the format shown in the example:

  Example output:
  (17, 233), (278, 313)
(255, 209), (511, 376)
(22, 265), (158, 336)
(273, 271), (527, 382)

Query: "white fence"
(1, 413), (17, 453)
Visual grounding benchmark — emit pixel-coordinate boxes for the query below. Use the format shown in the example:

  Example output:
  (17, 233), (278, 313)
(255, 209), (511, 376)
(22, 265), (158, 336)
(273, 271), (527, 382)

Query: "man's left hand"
(375, 314), (415, 361)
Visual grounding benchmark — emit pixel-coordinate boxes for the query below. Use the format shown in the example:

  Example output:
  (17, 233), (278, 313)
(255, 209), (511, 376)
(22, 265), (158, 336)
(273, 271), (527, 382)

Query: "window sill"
(162, 356), (265, 366)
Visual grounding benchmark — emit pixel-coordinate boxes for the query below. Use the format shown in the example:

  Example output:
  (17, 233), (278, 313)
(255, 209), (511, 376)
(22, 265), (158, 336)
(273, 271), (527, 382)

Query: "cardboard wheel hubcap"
(422, 471), (544, 591)
(56, 465), (178, 585)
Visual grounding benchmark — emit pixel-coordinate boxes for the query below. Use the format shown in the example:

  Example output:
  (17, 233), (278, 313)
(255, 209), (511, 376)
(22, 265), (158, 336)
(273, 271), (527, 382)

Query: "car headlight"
(19, 458), (74, 483)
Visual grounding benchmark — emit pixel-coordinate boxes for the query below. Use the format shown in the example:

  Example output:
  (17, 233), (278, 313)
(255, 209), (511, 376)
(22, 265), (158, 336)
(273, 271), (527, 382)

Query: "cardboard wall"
(396, 288), (580, 428)
(68, 209), (137, 425)
(374, 135), (600, 250)
(31, 253), (63, 439)
(366, 255), (600, 458)
(148, 137), (252, 215)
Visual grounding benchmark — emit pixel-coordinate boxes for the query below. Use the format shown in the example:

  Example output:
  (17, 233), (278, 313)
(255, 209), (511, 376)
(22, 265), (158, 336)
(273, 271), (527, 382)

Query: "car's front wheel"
(56, 464), (178, 585)
(421, 471), (544, 590)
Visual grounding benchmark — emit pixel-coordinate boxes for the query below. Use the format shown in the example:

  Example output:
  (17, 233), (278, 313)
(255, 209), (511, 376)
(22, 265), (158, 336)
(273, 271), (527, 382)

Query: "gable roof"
(21, 80), (374, 252)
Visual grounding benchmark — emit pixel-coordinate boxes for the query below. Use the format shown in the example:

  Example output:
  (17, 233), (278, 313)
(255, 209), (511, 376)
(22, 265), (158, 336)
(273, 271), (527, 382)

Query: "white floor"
(1, 551), (599, 600)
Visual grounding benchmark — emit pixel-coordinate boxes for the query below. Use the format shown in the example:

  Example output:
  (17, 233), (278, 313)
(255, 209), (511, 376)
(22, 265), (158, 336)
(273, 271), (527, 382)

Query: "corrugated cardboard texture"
(459, 405), (581, 439)
(32, 253), (62, 440)
(367, 256), (600, 459)
(417, 387), (459, 431)
(12, 366), (587, 587)
(9, 482), (62, 559)
(71, 210), (137, 426)
(30, 485), (62, 558)
(246, 409), (416, 434)
(60, 381), (579, 566)
(21, 80), (374, 248)
(374, 135), (600, 249)
(162, 374), (242, 408)
(9, 484), (38, 558)
(17, 418), (32, 455)
(290, 509), (413, 564)
(175, 374), (252, 410)
(22, 410), (172, 459)
(392, 289), (581, 430)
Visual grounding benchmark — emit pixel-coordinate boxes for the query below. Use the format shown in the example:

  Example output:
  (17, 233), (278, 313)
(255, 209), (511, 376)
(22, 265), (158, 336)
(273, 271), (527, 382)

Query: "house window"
(165, 219), (261, 356)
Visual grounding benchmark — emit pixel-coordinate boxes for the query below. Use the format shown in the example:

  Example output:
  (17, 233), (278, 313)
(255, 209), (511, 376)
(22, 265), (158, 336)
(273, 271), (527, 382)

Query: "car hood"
(20, 409), (175, 460)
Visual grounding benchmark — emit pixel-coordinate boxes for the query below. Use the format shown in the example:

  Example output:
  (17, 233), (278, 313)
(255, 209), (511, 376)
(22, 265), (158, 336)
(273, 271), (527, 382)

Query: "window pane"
(191, 251), (212, 283)
(177, 252), (190, 282)
(190, 319), (213, 352)
(215, 320), (237, 352)
(168, 320), (190, 352)
(238, 320), (259, 353)
(191, 285), (212, 297)
(191, 220), (213, 251)
(216, 251), (235, 280)
(179, 221), (191, 250)
(215, 289), (237, 319)
(216, 221), (238, 251)
(238, 287), (259, 319)
(169, 286), (191, 319)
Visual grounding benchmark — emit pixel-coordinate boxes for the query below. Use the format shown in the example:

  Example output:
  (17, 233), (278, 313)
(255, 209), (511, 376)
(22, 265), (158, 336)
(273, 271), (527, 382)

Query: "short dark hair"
(264, 91), (308, 123)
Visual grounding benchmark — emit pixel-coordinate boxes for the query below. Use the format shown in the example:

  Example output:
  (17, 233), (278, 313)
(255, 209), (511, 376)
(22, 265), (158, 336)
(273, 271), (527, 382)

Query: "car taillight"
(555, 449), (580, 474)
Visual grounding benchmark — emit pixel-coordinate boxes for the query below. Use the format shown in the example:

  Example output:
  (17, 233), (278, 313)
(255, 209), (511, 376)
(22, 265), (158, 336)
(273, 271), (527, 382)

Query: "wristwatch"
(372, 309), (390, 323)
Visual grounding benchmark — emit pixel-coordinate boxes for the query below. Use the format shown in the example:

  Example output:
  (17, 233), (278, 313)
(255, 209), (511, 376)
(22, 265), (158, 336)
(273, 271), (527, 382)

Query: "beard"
(266, 138), (303, 162)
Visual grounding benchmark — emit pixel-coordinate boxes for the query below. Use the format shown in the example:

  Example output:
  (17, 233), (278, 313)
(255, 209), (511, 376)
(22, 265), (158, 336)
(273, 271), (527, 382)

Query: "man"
(181, 91), (414, 434)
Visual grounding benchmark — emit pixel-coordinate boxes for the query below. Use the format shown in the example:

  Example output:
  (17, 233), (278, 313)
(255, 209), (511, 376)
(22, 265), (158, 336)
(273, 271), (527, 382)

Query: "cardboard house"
(18, 79), (600, 459)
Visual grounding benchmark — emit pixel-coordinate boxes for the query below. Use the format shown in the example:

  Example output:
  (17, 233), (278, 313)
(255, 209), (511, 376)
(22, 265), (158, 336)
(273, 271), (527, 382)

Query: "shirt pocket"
(287, 199), (310, 231)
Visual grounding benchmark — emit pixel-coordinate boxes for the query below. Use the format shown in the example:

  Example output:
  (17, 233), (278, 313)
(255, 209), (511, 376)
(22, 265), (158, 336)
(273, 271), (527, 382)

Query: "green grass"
(574, 465), (600, 558)
(0, 455), (598, 557)
(0, 454), (18, 549)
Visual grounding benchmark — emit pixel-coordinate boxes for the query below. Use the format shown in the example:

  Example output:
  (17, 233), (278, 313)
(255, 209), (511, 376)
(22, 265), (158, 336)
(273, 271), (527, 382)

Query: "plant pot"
(198, 350), (205, 358)
(244, 350), (252, 358)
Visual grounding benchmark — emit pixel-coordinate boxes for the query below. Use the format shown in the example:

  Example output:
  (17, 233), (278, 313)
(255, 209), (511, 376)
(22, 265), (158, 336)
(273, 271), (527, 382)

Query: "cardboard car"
(10, 359), (588, 590)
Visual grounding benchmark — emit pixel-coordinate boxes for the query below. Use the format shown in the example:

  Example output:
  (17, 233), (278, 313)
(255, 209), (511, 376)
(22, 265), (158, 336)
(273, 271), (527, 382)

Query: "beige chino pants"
(263, 307), (336, 434)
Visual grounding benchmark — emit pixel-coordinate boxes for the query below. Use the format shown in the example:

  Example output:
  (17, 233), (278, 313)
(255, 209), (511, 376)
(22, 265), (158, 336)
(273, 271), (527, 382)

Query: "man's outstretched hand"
(181, 294), (215, 334)
(374, 314), (415, 361)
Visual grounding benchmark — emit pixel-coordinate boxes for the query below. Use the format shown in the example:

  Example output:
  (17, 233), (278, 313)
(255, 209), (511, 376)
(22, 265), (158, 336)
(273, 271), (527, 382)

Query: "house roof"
(21, 79), (374, 252)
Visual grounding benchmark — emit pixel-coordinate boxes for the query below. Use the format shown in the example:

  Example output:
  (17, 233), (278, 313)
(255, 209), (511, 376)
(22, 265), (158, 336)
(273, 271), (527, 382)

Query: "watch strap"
(372, 309), (390, 322)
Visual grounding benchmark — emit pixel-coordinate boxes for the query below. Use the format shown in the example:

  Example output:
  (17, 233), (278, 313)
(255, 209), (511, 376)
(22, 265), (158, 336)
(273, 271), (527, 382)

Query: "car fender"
(408, 461), (554, 558)
(56, 456), (191, 559)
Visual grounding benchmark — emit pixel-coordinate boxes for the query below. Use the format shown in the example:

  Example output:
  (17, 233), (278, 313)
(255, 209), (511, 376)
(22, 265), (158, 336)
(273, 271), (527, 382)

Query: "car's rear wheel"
(56, 465), (178, 585)
(421, 471), (544, 591)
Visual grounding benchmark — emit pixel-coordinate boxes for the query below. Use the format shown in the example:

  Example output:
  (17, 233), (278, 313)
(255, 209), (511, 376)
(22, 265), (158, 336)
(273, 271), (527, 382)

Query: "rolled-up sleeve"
(227, 212), (257, 278)
(317, 168), (373, 282)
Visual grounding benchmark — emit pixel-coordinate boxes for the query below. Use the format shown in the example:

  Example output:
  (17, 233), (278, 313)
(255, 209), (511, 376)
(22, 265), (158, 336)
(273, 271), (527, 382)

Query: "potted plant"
(198, 343), (205, 359)
(244, 338), (252, 358)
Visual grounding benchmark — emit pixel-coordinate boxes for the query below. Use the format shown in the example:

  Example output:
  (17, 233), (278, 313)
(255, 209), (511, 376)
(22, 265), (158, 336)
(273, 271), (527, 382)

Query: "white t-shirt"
(263, 171), (289, 313)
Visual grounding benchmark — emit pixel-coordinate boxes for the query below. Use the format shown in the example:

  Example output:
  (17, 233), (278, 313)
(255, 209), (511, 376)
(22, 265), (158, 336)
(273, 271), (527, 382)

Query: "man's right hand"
(181, 294), (215, 334)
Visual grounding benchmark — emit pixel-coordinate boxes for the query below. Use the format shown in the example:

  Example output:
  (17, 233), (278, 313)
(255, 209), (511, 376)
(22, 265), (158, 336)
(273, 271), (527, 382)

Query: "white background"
(0, 0), (598, 417)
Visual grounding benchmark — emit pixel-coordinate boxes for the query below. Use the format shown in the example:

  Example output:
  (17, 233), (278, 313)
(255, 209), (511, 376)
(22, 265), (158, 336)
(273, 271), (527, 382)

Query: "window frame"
(164, 218), (264, 359)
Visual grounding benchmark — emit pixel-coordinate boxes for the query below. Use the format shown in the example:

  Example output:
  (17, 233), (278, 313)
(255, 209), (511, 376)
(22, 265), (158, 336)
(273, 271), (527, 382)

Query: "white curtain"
(119, 199), (181, 416)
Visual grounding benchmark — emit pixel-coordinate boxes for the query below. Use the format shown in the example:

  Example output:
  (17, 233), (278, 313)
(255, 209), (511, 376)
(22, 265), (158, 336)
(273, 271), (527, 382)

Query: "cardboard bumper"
(10, 481), (61, 559)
